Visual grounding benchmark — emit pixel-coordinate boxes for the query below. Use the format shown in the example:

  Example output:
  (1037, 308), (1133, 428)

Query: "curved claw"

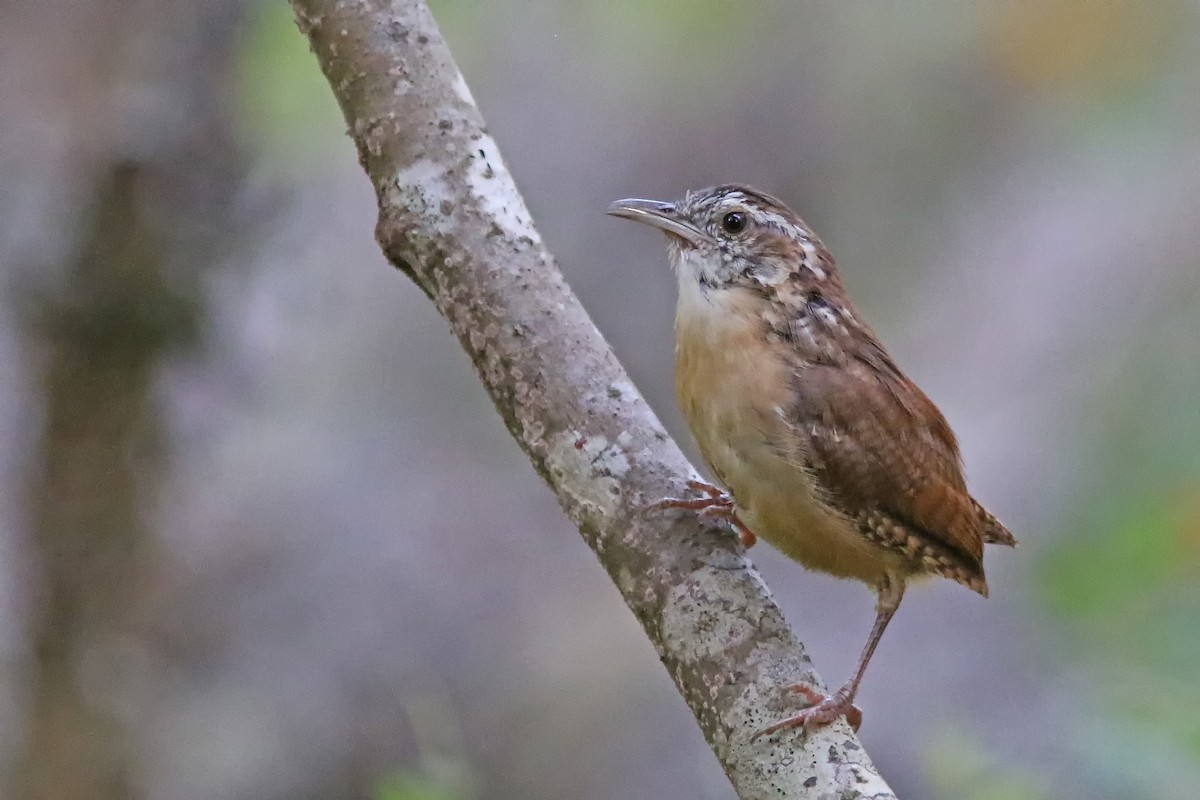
(652, 480), (731, 511)
(651, 481), (757, 548)
(684, 480), (729, 500)
(699, 505), (757, 548)
(750, 685), (863, 742)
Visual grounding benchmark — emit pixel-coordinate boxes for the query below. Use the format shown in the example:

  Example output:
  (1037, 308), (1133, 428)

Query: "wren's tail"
(974, 499), (1017, 547)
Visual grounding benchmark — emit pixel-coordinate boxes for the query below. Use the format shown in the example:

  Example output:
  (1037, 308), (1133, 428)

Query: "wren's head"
(606, 184), (838, 298)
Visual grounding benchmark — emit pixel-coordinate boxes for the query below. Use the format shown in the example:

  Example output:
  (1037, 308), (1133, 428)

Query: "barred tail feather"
(974, 499), (1017, 547)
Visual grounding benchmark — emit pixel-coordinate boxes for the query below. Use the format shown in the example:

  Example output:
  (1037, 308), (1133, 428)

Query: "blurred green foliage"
(1028, 212), (1200, 798)
(237, 0), (345, 169)
(925, 727), (1053, 800)
(1044, 495), (1187, 619)
(375, 771), (463, 800)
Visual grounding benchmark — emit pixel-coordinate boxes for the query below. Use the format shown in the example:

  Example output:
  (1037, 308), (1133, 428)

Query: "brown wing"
(784, 343), (987, 579)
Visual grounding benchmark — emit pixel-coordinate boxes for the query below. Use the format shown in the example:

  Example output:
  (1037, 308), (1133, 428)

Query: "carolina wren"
(607, 185), (1015, 736)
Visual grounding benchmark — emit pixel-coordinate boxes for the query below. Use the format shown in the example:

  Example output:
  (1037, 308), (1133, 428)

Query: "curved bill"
(605, 198), (713, 246)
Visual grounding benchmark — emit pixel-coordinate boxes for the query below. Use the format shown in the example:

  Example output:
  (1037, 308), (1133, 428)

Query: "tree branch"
(289, 1), (897, 797)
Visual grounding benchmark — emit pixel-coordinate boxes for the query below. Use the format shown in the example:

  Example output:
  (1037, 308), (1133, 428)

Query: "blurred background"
(2, 0), (1199, 797)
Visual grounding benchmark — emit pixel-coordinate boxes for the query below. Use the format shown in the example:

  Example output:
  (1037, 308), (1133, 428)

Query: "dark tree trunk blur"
(4, 0), (249, 796)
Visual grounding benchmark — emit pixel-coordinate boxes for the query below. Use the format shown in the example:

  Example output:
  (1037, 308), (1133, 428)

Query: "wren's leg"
(752, 577), (905, 739)
(652, 480), (757, 547)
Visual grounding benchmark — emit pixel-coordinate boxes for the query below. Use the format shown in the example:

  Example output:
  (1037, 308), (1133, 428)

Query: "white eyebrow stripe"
(749, 209), (792, 232)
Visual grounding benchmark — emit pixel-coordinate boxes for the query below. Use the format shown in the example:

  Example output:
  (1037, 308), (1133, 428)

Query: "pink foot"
(653, 481), (757, 548)
(751, 685), (863, 741)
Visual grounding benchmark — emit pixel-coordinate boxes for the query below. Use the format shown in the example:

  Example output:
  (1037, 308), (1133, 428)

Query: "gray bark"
(289, 1), (897, 797)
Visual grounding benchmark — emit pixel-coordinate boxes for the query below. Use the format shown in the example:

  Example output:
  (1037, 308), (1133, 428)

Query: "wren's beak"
(606, 198), (714, 246)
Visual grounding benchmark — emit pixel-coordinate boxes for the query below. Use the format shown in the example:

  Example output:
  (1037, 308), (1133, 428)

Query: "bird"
(606, 184), (1015, 737)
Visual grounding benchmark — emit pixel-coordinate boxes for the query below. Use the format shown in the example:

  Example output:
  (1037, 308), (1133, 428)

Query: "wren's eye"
(720, 211), (747, 234)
